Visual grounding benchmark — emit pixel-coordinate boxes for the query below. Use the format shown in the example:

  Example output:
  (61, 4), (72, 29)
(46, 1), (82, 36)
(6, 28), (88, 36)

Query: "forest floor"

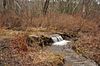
(0, 27), (99, 66)
(0, 28), (64, 66)
(0, 12), (100, 66)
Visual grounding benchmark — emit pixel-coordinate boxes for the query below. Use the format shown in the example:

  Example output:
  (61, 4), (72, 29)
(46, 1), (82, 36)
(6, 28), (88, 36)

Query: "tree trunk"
(3, 0), (14, 10)
(3, 0), (7, 9)
(43, 0), (50, 15)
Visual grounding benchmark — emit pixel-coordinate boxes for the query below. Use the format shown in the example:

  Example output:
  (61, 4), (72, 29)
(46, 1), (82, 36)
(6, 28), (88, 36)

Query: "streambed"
(45, 34), (98, 66)
(45, 44), (98, 66)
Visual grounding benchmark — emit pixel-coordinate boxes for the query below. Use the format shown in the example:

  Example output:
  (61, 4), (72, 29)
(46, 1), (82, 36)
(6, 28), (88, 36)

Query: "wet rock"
(28, 35), (53, 47)
(39, 35), (53, 47)
(56, 32), (78, 41)
(46, 44), (98, 66)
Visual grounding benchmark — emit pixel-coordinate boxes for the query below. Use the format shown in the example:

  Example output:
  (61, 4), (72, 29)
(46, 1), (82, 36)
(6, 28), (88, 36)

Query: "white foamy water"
(51, 37), (58, 43)
(50, 34), (71, 46)
(57, 35), (63, 41)
(53, 40), (71, 46)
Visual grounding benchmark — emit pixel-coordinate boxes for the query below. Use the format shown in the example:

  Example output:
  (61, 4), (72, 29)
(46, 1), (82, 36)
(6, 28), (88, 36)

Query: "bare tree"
(3, 0), (7, 9)
(43, 0), (50, 15)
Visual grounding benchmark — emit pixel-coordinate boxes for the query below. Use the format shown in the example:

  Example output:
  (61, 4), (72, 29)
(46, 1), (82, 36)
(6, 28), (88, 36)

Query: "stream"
(46, 34), (98, 66)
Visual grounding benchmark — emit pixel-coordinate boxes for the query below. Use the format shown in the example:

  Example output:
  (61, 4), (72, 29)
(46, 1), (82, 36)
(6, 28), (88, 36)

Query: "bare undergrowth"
(0, 11), (100, 65)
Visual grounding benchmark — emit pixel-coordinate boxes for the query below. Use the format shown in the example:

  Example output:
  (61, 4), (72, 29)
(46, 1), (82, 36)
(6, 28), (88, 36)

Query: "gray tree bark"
(43, 0), (50, 15)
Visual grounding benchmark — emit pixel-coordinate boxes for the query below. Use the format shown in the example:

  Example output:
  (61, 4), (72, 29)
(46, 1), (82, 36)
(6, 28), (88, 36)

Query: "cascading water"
(51, 37), (58, 43)
(51, 34), (62, 42)
(50, 34), (71, 46)
(57, 35), (63, 41)
(48, 34), (97, 66)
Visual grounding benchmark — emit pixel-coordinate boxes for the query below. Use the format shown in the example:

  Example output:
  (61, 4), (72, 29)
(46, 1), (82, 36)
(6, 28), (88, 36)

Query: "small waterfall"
(50, 34), (63, 43)
(57, 36), (63, 41)
(50, 34), (71, 46)
(51, 37), (58, 43)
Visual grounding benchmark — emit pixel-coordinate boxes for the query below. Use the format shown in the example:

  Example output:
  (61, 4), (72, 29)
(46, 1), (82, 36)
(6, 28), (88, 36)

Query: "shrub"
(11, 33), (28, 52)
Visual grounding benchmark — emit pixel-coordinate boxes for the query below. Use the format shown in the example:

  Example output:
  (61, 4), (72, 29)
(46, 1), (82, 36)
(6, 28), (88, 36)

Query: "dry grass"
(0, 11), (84, 32)
(11, 33), (28, 52)
(0, 11), (97, 33)
(0, 37), (64, 66)
(73, 31), (100, 64)
(0, 11), (100, 65)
